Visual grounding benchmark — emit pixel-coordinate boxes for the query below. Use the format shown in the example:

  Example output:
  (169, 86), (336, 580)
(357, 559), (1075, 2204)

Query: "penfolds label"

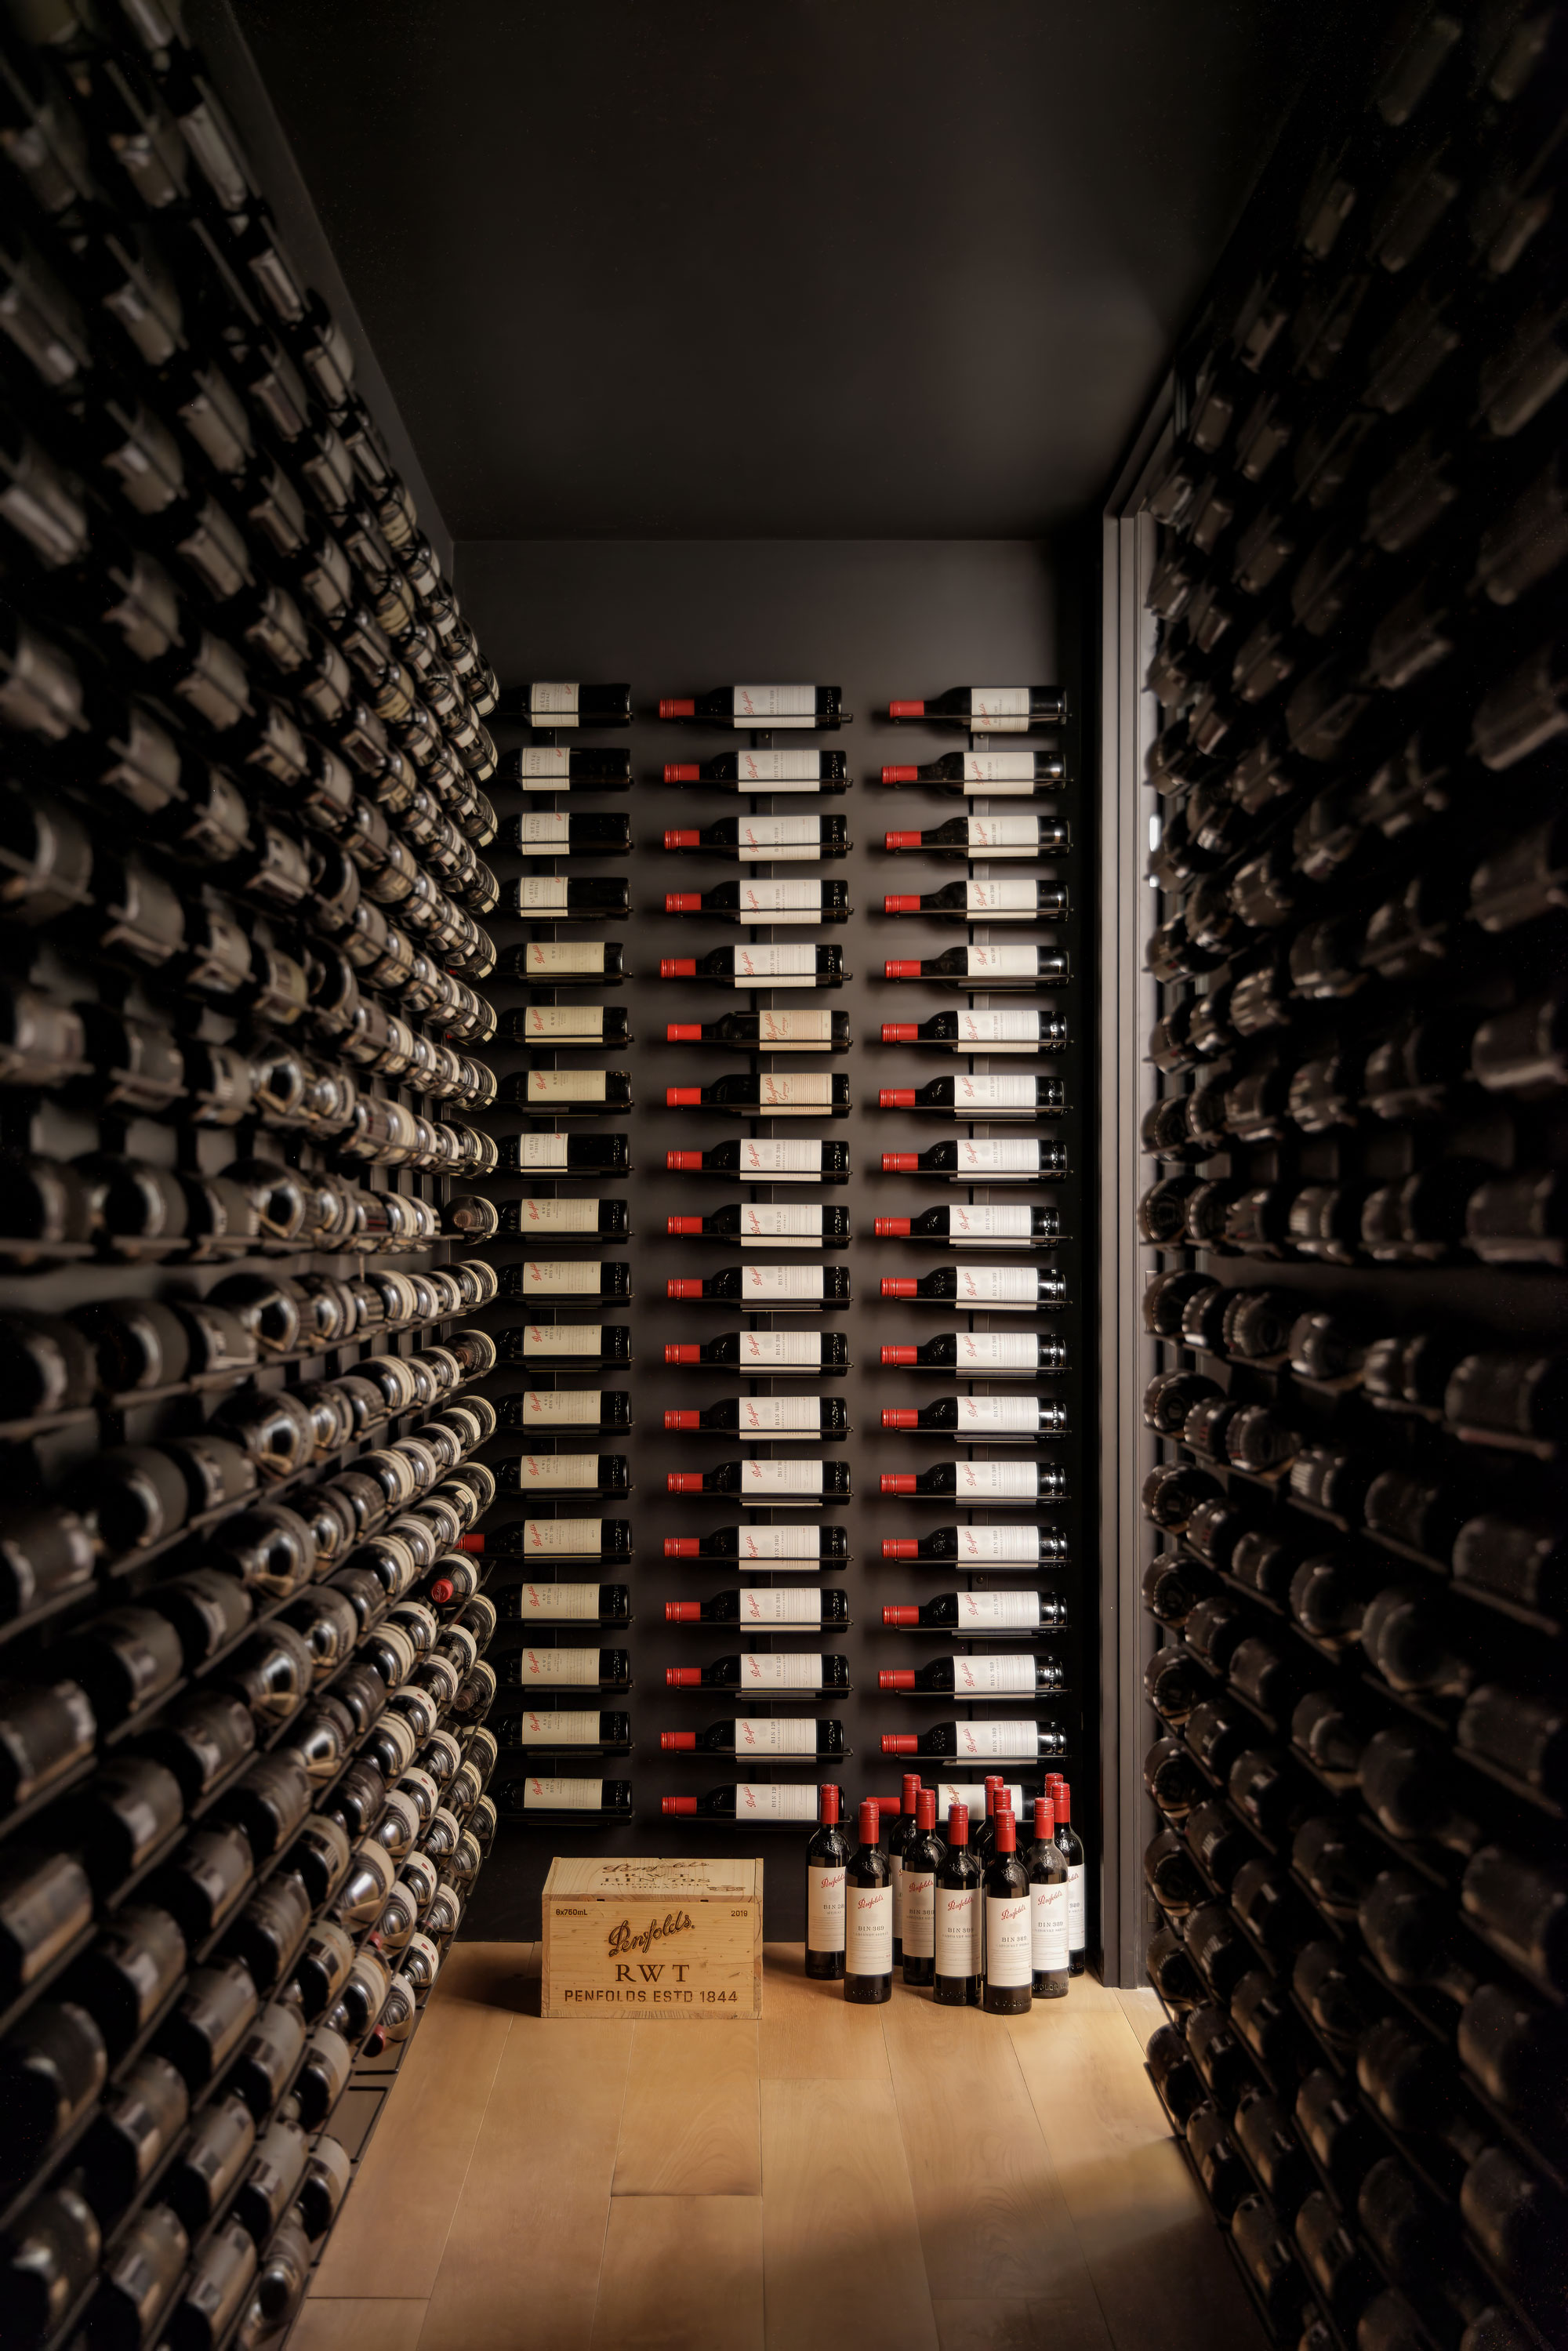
(754, 1073), (835, 1109)
(511, 1134), (571, 1168)
(956, 1658), (1041, 1699)
(739, 1460), (828, 1496)
(734, 1782), (818, 1818)
(514, 1649), (600, 1683)
(736, 749), (826, 785)
(522, 1776), (601, 1808)
(738, 1588), (822, 1622)
(739, 1653), (825, 1686)
(955, 1588), (1043, 1621)
(1066, 1862), (1085, 1947)
(510, 1578), (601, 1613)
(514, 812), (572, 844)
(953, 1397), (1043, 1431)
(739, 1206), (826, 1239)
(969, 687), (1031, 733)
(515, 746), (571, 781)
(845, 1881), (892, 1975)
(902, 1868), (936, 1957)
(952, 1462), (1041, 1499)
(731, 1399), (826, 1432)
(808, 1863), (846, 1952)
(732, 1525), (825, 1558)
(735, 881), (826, 920)
(946, 1205), (1036, 1242)
(963, 881), (1041, 913)
(526, 1070), (608, 1101)
(735, 1331), (825, 1366)
(735, 818), (826, 860)
(510, 1199), (602, 1231)
(732, 1718), (818, 1755)
(1033, 1878), (1070, 1971)
(521, 1324), (601, 1355)
(965, 818), (1046, 854)
(741, 1266), (826, 1300)
(953, 1267), (1039, 1304)
(513, 879), (572, 909)
(962, 751), (1040, 791)
(951, 1722), (1040, 1758)
(512, 1456), (600, 1488)
(524, 941), (604, 974)
(952, 1334), (1041, 1369)
(731, 944), (820, 987)
(935, 1885), (975, 1977)
(936, 1782), (1025, 1817)
(986, 1892), (1033, 1984)
(755, 1010), (835, 1043)
(520, 1264), (602, 1294)
(514, 1391), (602, 1423)
(732, 684), (816, 726)
(946, 1075), (1037, 1108)
(948, 1013), (1044, 1045)
(952, 1138), (1044, 1172)
(739, 1140), (830, 1174)
(523, 1006), (605, 1039)
(529, 684), (580, 723)
(962, 945), (1041, 977)
(514, 1710), (601, 1743)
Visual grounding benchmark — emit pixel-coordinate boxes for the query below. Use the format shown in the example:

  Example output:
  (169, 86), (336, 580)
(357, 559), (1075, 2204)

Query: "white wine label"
(949, 1013), (1044, 1045)
(756, 1010), (836, 1043)
(733, 1525), (824, 1558)
(515, 1710), (601, 1743)
(739, 1140), (829, 1173)
(739, 1588), (822, 1622)
(526, 1070), (609, 1102)
(962, 750), (1038, 786)
(966, 818), (1044, 853)
(735, 818), (826, 860)
(514, 1649), (600, 1683)
(951, 1656), (1040, 1693)
(808, 1862), (846, 1952)
(512, 1134), (570, 1168)
(935, 1885), (975, 1978)
(521, 1263), (602, 1293)
(741, 1266), (826, 1300)
(756, 1074), (835, 1108)
(732, 1718), (818, 1755)
(523, 1006), (604, 1039)
(522, 1776), (601, 1808)
(903, 1868), (936, 1957)
(946, 1205), (1036, 1240)
(732, 1399), (825, 1432)
(516, 746), (571, 778)
(737, 881), (825, 918)
(965, 881), (1040, 913)
(733, 684), (817, 724)
(985, 1892), (1033, 1984)
(952, 1333), (1041, 1369)
(953, 1462), (1040, 1499)
(948, 1075), (1037, 1108)
(739, 1206), (826, 1239)
(739, 1653), (826, 1686)
(511, 1579), (601, 1614)
(954, 1398), (1042, 1431)
(845, 1881), (893, 1975)
(514, 879), (572, 909)
(739, 1461), (827, 1496)
(937, 1783), (1025, 1818)
(737, 749), (825, 784)
(952, 1722), (1040, 1758)
(514, 1391), (602, 1423)
(735, 1782), (818, 1819)
(529, 684), (580, 722)
(954, 1267), (1039, 1304)
(953, 1137), (1043, 1172)
(510, 1199), (602, 1230)
(731, 944), (820, 986)
(512, 1455), (600, 1489)
(524, 942), (604, 974)
(735, 1331), (824, 1367)
(956, 1589), (1043, 1622)
(1067, 1862), (1085, 1947)
(890, 1851), (904, 1936)
(970, 688), (1031, 733)
(514, 813), (572, 844)
(963, 945), (1041, 978)
(1033, 1878), (1070, 1971)
(521, 1324), (601, 1354)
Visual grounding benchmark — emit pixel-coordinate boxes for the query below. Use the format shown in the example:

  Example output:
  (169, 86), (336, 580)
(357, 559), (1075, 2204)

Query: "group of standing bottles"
(804, 1775), (1084, 2008)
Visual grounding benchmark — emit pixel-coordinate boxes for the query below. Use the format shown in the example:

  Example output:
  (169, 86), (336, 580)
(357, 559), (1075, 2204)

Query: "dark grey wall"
(455, 539), (1092, 1940)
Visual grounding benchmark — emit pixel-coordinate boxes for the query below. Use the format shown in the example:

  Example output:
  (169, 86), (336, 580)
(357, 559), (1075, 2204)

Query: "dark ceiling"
(239, 0), (1323, 541)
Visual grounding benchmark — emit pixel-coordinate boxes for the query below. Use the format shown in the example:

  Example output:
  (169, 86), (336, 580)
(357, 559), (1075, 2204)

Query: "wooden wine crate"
(540, 1855), (763, 2019)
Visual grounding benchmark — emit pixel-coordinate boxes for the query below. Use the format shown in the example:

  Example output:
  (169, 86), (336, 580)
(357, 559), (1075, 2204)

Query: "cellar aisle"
(290, 1942), (1264, 2351)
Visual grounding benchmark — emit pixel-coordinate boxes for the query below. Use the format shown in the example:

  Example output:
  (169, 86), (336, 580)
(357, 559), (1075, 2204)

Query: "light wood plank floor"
(292, 1943), (1264, 2351)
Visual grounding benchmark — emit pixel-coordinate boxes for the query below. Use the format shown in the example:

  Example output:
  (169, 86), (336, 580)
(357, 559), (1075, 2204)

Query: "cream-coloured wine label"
(950, 1655), (1040, 1693)
(964, 818), (1047, 854)
(845, 1881), (892, 1974)
(732, 684), (816, 725)
(736, 748), (826, 784)
(734, 817), (828, 861)
(968, 687), (1031, 733)
(739, 1460), (828, 1496)
(514, 879), (572, 909)
(956, 1590), (1042, 1623)
(521, 1776), (601, 1808)
(935, 1885), (975, 1976)
(950, 1333), (1041, 1368)
(521, 1323), (601, 1354)
(732, 1526), (826, 1559)
(950, 1721), (1040, 1758)
(737, 1206), (828, 1244)
(936, 1782), (1025, 1817)
(514, 1710), (601, 1743)
(951, 1137), (1044, 1171)
(512, 1455), (601, 1488)
(513, 1649), (601, 1683)
(943, 1074), (1038, 1108)
(1067, 1863), (1085, 1946)
(738, 1140), (831, 1173)
(528, 684), (579, 722)
(522, 941), (604, 974)
(510, 1576), (601, 1612)
(525, 1070), (609, 1102)
(734, 1783), (818, 1818)
(945, 1204), (1036, 1240)
(808, 1863), (845, 1950)
(512, 1134), (571, 1167)
(513, 1391), (603, 1423)
(739, 1588), (823, 1622)
(963, 945), (1041, 977)
(729, 1399), (826, 1432)
(753, 1073), (835, 1109)
(755, 1010), (835, 1043)
(903, 1869), (935, 1957)
(516, 746), (570, 778)
(953, 1266), (1039, 1304)
(951, 1462), (1040, 1498)
(739, 1653), (825, 1685)
(1033, 1878), (1070, 1970)
(514, 812), (572, 844)
(731, 1331), (826, 1367)
(732, 1718), (818, 1755)
(519, 1263), (602, 1294)
(734, 881), (828, 920)
(740, 1266), (826, 1300)
(946, 1013), (1045, 1045)
(510, 1199), (604, 1231)
(960, 750), (1039, 784)
(953, 1397), (1044, 1431)
(986, 1892), (1033, 1983)
(731, 944), (820, 986)
(522, 1005), (606, 1039)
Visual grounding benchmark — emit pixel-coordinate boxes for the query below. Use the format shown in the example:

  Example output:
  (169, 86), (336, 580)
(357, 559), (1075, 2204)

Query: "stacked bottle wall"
(0, 7), (503, 2345)
(1134, 4), (1567, 2346)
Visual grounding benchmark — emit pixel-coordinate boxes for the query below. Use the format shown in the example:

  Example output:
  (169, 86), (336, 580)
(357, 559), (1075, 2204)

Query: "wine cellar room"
(0, 2), (1562, 2349)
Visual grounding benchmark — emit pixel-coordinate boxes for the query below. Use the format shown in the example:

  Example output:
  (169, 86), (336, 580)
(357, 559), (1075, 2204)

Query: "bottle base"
(1033, 1972), (1069, 1999)
(1068, 1954), (1085, 1976)
(902, 1957), (934, 1986)
(982, 1984), (1033, 2015)
(844, 1974), (891, 2005)
(804, 1952), (844, 1980)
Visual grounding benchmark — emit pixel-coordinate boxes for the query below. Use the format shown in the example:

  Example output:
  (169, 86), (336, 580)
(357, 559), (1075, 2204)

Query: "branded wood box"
(541, 1856), (763, 2019)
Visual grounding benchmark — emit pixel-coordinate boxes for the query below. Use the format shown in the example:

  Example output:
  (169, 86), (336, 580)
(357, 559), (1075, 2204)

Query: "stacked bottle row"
(1135, 7), (1566, 2348)
(0, 1), (506, 2342)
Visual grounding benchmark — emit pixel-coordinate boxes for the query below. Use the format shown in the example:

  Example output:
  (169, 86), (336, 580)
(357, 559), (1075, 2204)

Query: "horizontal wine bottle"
(666, 1461), (852, 1504)
(884, 816), (1070, 858)
(881, 1011), (1067, 1053)
(494, 1326), (631, 1370)
(494, 942), (626, 985)
(665, 749), (848, 789)
(664, 817), (848, 859)
(663, 1719), (845, 1758)
(666, 1332), (850, 1373)
(667, 1205), (849, 1246)
(660, 945), (846, 989)
(881, 1656), (1065, 1693)
(884, 946), (1070, 989)
(666, 1265), (850, 1309)
(499, 746), (632, 789)
(881, 1462), (1069, 1503)
(498, 684), (632, 727)
(884, 1722), (1069, 1760)
(496, 1646), (630, 1690)
(880, 751), (1068, 794)
(498, 1392), (632, 1435)
(496, 1262), (630, 1303)
(881, 1139), (1068, 1181)
(663, 1526), (849, 1562)
(496, 1006), (631, 1047)
(665, 1589), (849, 1624)
(666, 1398), (848, 1438)
(882, 1398), (1069, 1441)
(659, 685), (845, 728)
(669, 1074), (850, 1118)
(502, 877), (629, 920)
(887, 687), (1069, 730)
(875, 1206), (1065, 1246)
(881, 1265), (1069, 1310)
(503, 1709), (631, 1749)
(496, 1134), (631, 1176)
(884, 1592), (1069, 1627)
(666, 1011), (850, 1051)
(882, 1333), (1069, 1374)
(490, 1581), (630, 1623)
(499, 814), (631, 855)
(496, 1455), (630, 1497)
(460, 1518), (633, 1560)
(667, 1653), (849, 1688)
(496, 1069), (633, 1113)
(879, 1076), (1065, 1119)
(665, 1140), (849, 1182)
(665, 880), (850, 923)
(882, 1530), (1070, 1567)
(495, 1777), (633, 1816)
(883, 882), (1069, 922)
(495, 1199), (629, 1238)
(663, 1783), (832, 1819)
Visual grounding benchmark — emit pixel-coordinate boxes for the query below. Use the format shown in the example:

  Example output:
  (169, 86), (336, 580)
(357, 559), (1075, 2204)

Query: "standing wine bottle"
(495, 1262), (630, 1304)
(1026, 1796), (1070, 1998)
(880, 1655), (1066, 1696)
(665, 749), (848, 790)
(660, 1720), (844, 1759)
(494, 1325), (631, 1370)
(880, 1529), (1071, 1569)
(659, 685), (846, 728)
(881, 1333), (1068, 1374)
(881, 1011), (1067, 1054)
(495, 1777), (633, 1816)
(664, 1398), (848, 1439)
(881, 750), (1067, 793)
(662, 1525), (848, 1562)
(664, 1461), (851, 1504)
(496, 1134), (632, 1176)
(884, 1722), (1069, 1762)
(901, 1790), (946, 1986)
(844, 1798), (892, 2003)
(882, 881), (1069, 922)
(1048, 1776), (1087, 1976)
(881, 1139), (1068, 1181)
(667, 1013), (850, 1055)
(888, 688), (1069, 730)
(882, 1461), (1067, 1507)
(495, 1454), (630, 1497)
(982, 1808), (1033, 2015)
(805, 1785), (850, 1979)
(499, 813), (631, 855)
(667, 1074), (850, 1118)
(882, 1264), (1069, 1309)
(884, 946), (1071, 989)
(666, 1333), (850, 1373)
(664, 1589), (849, 1626)
(882, 1397), (1069, 1441)
(659, 945), (846, 989)
(663, 816), (848, 859)
(666, 1265), (850, 1308)
(497, 1068), (633, 1114)
(494, 942), (627, 985)
(887, 1775), (923, 1965)
(499, 746), (633, 789)
(879, 1076), (1065, 1120)
(666, 1654), (848, 1689)
(933, 1802), (982, 2005)
(875, 1206), (1064, 1247)
(663, 1783), (833, 1821)
(497, 684), (632, 727)
(669, 1206), (848, 1247)
(663, 881), (849, 923)
(501, 877), (630, 920)
(884, 815), (1070, 858)
(666, 1140), (850, 1182)
(463, 1518), (633, 1560)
